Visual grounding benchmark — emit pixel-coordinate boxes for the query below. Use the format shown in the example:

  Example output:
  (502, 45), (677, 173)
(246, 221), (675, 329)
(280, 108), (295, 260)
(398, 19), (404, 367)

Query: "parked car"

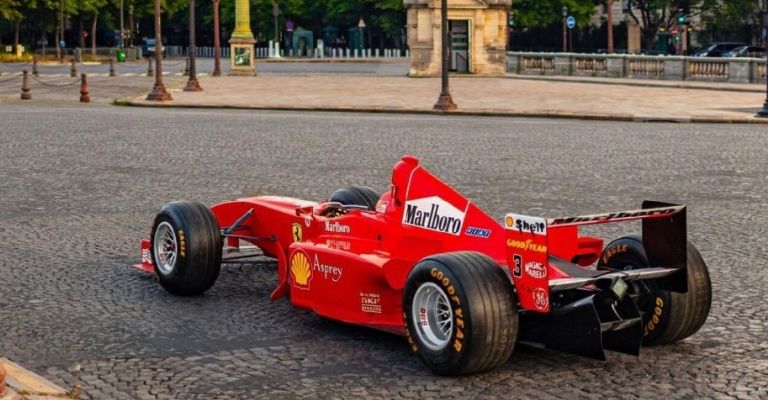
(142, 38), (166, 58)
(723, 45), (766, 58)
(692, 42), (746, 57)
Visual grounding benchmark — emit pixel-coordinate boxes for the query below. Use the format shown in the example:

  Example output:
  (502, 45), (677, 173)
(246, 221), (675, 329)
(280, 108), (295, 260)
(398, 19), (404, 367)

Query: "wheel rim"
(411, 282), (453, 351)
(153, 222), (178, 276)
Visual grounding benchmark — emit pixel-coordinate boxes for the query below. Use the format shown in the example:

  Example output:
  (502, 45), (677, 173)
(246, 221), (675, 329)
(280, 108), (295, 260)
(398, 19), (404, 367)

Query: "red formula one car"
(136, 156), (712, 375)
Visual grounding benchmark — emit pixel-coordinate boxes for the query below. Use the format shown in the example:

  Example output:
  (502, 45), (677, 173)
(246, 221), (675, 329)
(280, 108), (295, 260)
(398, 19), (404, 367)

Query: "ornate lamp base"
(757, 102), (768, 118)
(184, 78), (203, 92)
(229, 38), (257, 77)
(434, 93), (458, 111)
(146, 84), (173, 101)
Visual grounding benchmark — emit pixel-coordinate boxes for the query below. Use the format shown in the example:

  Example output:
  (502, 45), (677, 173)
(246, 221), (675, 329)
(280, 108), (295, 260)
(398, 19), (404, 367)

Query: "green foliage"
(514, 0), (599, 28)
(2, 0), (763, 49)
(0, 0), (23, 21)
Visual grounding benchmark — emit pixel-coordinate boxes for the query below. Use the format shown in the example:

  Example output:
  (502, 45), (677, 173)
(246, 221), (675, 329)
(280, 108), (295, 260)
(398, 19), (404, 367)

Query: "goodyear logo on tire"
(290, 250), (312, 289)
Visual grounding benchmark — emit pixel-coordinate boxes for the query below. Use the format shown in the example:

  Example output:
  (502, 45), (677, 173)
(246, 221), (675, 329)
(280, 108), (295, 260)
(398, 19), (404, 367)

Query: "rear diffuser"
(518, 293), (642, 360)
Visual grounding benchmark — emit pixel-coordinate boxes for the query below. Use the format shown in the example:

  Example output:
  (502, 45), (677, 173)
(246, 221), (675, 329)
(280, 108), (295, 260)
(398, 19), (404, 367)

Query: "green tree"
(514, 0), (599, 28)
(702, 0), (763, 44)
(625, 0), (718, 50)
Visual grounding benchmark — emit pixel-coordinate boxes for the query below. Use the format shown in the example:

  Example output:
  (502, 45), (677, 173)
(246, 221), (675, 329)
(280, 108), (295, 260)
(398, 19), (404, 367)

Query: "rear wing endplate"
(506, 201), (688, 314)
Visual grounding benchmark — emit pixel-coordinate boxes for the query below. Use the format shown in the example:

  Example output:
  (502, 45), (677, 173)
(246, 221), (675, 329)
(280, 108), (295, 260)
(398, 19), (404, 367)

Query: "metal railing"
(164, 45), (407, 60)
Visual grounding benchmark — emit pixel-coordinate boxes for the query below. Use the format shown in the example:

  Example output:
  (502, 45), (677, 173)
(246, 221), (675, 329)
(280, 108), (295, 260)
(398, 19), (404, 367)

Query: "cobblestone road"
(0, 104), (766, 399)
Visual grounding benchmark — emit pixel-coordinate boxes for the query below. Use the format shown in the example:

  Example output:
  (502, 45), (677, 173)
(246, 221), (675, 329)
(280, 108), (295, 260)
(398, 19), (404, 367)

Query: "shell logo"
(290, 250), (312, 289)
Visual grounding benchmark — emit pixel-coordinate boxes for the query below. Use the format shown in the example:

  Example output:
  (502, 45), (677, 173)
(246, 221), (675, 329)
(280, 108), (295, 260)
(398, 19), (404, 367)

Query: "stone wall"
(405, 0), (511, 77)
(507, 51), (768, 84)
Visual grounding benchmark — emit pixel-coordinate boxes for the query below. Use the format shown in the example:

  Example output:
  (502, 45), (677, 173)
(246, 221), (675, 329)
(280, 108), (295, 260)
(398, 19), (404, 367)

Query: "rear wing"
(505, 201), (687, 314)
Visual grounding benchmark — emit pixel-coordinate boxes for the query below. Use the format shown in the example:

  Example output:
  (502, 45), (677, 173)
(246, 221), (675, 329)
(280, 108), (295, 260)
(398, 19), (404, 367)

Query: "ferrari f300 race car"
(135, 155), (712, 375)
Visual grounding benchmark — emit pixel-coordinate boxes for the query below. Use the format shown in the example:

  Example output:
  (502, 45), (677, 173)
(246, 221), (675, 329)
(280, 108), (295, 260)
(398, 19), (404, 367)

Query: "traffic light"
(677, 15), (687, 25)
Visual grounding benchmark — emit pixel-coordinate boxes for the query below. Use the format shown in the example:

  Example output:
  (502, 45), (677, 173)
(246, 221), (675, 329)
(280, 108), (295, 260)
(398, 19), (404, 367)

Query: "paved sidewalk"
(506, 74), (767, 93)
(122, 74), (768, 123)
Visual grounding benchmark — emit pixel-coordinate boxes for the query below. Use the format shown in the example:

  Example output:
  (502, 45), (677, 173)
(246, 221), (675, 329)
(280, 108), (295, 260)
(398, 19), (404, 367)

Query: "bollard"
(70, 57), (77, 78)
(80, 73), (90, 103)
(32, 56), (39, 76)
(184, 57), (190, 75)
(147, 57), (154, 77)
(21, 70), (31, 100)
(109, 58), (116, 77)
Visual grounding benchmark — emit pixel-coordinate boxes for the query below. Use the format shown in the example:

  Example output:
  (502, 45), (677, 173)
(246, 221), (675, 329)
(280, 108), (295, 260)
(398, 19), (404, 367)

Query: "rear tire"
(403, 252), (518, 375)
(598, 236), (711, 345)
(328, 186), (380, 211)
(150, 201), (222, 295)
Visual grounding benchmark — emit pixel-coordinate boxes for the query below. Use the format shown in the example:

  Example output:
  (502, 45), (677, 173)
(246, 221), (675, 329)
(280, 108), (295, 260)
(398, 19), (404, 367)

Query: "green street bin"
(116, 50), (126, 62)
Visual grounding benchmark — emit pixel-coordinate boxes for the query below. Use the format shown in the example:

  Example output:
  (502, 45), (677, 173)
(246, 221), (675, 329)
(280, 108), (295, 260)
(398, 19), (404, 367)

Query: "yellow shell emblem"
(290, 251), (312, 289)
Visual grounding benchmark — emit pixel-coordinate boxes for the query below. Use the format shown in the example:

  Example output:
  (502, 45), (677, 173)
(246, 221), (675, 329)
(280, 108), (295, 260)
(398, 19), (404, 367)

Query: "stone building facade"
(404, 0), (511, 76)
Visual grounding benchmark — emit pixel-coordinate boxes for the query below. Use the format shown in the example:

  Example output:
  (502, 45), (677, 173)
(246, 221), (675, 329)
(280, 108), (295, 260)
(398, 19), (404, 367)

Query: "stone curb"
(116, 99), (768, 125)
(505, 74), (766, 94)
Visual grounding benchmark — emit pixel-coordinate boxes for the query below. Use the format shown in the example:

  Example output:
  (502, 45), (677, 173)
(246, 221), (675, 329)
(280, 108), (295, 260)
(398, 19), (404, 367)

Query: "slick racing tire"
(403, 252), (518, 375)
(150, 201), (222, 295)
(328, 186), (380, 211)
(598, 235), (711, 345)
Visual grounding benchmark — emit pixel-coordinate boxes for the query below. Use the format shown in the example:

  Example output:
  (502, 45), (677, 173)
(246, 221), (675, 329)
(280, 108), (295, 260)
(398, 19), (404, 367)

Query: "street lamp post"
(184, 0), (202, 91)
(120, 0), (124, 49)
(758, 6), (768, 117)
(606, 0), (613, 53)
(146, 0), (172, 101)
(273, 2), (280, 42)
(59, 0), (65, 63)
(562, 6), (568, 53)
(433, 0), (457, 110)
(212, 0), (222, 76)
(358, 18), (366, 53)
(129, 5), (135, 47)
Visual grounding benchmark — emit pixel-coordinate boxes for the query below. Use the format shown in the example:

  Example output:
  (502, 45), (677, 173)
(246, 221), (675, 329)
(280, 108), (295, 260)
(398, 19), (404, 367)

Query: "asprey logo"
(403, 196), (466, 236)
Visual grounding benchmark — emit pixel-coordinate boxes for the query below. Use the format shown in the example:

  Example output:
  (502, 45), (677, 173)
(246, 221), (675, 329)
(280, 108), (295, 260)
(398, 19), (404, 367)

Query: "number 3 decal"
(513, 254), (522, 277)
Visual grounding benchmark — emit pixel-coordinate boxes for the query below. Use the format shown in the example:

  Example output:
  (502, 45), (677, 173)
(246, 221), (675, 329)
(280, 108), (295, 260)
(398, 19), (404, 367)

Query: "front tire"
(403, 252), (518, 375)
(150, 201), (222, 295)
(598, 236), (711, 345)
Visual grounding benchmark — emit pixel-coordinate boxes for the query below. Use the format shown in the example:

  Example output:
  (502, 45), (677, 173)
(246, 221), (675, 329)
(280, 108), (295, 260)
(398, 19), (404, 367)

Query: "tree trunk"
(79, 16), (85, 49)
(91, 11), (98, 57)
(642, 29), (656, 50)
(14, 20), (20, 48)
(56, 30), (61, 60)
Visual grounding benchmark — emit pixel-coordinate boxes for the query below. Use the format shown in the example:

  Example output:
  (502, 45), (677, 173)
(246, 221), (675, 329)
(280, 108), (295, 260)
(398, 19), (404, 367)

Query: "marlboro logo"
(403, 196), (466, 235)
